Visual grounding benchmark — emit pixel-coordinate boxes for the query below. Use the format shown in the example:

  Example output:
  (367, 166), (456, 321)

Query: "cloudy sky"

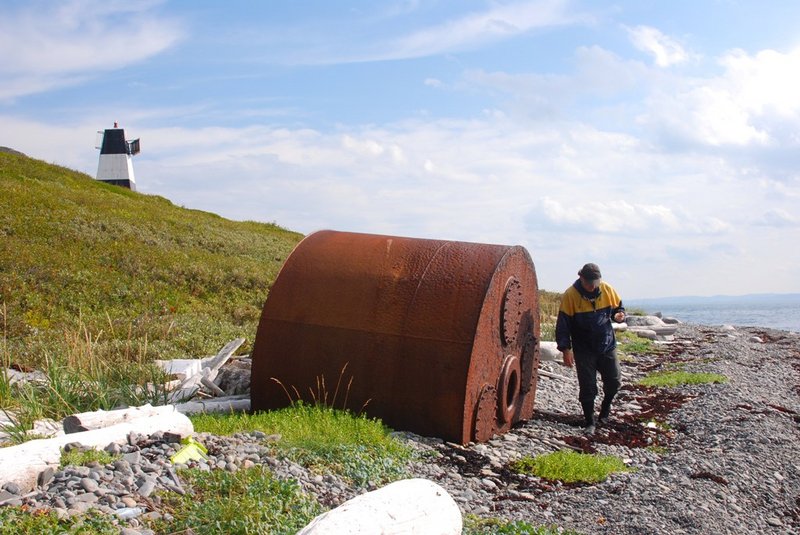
(2, 0), (799, 299)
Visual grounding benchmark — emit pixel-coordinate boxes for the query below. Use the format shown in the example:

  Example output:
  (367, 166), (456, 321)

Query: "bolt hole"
(505, 368), (519, 412)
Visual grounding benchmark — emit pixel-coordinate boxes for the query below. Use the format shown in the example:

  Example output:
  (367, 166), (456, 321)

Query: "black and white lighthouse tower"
(95, 122), (140, 190)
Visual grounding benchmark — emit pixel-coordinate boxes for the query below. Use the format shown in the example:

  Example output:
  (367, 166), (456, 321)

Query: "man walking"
(556, 263), (625, 434)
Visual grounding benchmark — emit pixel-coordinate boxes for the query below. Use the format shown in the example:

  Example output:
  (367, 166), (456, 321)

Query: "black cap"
(578, 263), (602, 281)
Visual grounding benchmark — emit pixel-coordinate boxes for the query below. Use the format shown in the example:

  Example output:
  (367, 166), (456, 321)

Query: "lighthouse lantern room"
(95, 122), (140, 190)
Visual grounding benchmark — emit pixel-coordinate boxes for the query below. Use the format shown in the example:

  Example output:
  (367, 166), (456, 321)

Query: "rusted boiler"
(250, 230), (541, 444)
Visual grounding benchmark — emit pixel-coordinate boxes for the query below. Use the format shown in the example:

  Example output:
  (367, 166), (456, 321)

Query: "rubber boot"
(581, 400), (596, 434)
(599, 397), (613, 425)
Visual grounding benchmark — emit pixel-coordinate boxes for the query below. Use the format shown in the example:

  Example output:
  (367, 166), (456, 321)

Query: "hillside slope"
(0, 151), (302, 365)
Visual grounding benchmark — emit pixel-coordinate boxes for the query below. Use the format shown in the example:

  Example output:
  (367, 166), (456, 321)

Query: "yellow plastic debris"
(169, 436), (209, 465)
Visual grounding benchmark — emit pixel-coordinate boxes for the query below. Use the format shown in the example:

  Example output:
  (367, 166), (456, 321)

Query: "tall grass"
(0, 304), (12, 409)
(1, 314), (172, 443)
(538, 290), (561, 342)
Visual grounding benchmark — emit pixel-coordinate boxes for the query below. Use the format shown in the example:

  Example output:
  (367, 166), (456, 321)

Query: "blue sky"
(2, 0), (800, 299)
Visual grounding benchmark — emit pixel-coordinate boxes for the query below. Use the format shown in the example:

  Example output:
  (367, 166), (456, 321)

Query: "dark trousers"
(575, 348), (621, 424)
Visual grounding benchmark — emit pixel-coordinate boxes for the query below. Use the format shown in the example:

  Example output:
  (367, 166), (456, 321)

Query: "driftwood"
(61, 396), (251, 435)
(297, 478), (462, 534)
(204, 338), (245, 381)
(162, 338), (245, 401)
(173, 395), (250, 415)
(200, 376), (226, 397)
(63, 404), (175, 433)
(1, 340), (250, 487)
(0, 409), (193, 492)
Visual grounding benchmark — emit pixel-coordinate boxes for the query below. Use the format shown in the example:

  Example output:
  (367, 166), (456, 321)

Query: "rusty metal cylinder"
(250, 230), (541, 444)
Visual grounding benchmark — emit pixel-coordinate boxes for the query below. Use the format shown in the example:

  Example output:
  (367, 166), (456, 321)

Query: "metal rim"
(497, 355), (521, 424)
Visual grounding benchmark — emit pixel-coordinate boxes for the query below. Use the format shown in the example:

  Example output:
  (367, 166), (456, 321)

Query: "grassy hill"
(0, 151), (303, 369)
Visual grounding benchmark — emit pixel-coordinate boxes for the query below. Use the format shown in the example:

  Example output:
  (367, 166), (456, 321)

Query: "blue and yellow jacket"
(556, 280), (624, 354)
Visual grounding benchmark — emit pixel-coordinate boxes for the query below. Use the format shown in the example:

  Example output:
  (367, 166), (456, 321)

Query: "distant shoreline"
(626, 292), (800, 304)
(625, 294), (800, 334)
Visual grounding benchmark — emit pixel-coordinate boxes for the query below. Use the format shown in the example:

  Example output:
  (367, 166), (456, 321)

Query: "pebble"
(0, 324), (797, 535)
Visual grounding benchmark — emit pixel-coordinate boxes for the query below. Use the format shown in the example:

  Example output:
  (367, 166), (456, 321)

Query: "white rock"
(628, 328), (658, 340)
(625, 315), (666, 327)
(297, 478), (462, 535)
(539, 341), (562, 362)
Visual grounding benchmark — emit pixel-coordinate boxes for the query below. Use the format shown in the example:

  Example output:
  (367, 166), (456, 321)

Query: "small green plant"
(192, 402), (415, 487)
(616, 330), (657, 356)
(0, 507), (121, 534)
(511, 449), (632, 484)
(463, 514), (578, 534)
(146, 465), (322, 535)
(60, 447), (118, 468)
(638, 370), (727, 387)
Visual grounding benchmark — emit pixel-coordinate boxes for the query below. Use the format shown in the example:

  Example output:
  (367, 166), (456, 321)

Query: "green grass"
(146, 465), (322, 535)
(464, 515), (580, 535)
(0, 507), (121, 534)
(0, 151), (301, 372)
(638, 370), (728, 387)
(1, 329), (171, 443)
(0, 151), (300, 424)
(511, 450), (632, 484)
(616, 330), (658, 356)
(192, 402), (415, 487)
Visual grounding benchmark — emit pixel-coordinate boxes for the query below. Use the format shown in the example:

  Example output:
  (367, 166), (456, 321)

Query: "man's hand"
(561, 348), (574, 368)
(614, 311), (625, 322)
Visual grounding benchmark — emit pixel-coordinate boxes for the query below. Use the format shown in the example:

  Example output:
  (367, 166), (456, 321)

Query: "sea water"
(625, 294), (800, 334)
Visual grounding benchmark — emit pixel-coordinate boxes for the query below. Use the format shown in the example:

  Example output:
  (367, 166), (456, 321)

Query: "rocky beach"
(1, 322), (799, 534)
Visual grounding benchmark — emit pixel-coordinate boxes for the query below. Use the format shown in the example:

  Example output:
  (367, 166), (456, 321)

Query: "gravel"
(1, 323), (798, 534)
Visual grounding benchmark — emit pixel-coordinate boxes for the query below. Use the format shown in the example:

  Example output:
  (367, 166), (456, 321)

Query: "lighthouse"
(95, 122), (140, 190)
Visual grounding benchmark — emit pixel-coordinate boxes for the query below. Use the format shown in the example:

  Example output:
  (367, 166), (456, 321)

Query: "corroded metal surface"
(250, 230), (540, 444)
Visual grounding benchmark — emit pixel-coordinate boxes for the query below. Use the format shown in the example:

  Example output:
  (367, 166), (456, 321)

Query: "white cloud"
(627, 25), (689, 67)
(386, 0), (575, 58)
(720, 48), (800, 119)
(462, 45), (651, 123)
(644, 85), (770, 146)
(528, 198), (729, 235)
(639, 46), (800, 149)
(269, 0), (582, 65)
(0, 0), (183, 100)
(755, 209), (798, 228)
